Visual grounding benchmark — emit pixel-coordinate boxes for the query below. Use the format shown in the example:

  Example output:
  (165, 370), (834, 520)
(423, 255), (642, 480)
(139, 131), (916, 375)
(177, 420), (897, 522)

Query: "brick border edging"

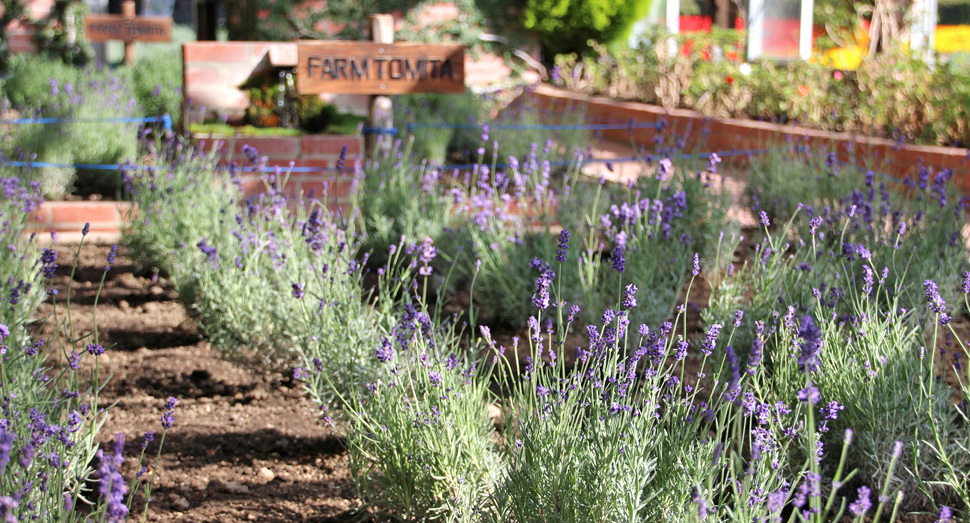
(29, 201), (134, 235)
(528, 85), (970, 195)
(191, 133), (362, 204)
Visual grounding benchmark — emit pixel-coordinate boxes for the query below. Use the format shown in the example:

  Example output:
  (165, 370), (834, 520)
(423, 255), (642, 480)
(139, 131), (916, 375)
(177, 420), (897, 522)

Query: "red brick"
(330, 178), (355, 199)
(293, 159), (330, 171)
(183, 43), (250, 64)
(185, 67), (220, 87)
(9, 32), (35, 53)
(302, 135), (362, 157)
(233, 136), (300, 157)
(219, 64), (256, 86)
(48, 202), (121, 225)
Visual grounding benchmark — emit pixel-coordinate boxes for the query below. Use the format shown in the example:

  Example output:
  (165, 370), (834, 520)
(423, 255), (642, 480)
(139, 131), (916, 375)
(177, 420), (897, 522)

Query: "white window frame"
(910, 0), (938, 57)
(747, 0), (815, 61)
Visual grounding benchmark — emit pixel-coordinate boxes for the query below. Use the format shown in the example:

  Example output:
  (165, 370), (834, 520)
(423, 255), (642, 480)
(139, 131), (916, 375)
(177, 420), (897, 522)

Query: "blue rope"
(0, 160), (343, 173)
(406, 122), (662, 132)
(1, 114), (173, 132)
(1, 146), (777, 174)
(361, 126), (398, 136)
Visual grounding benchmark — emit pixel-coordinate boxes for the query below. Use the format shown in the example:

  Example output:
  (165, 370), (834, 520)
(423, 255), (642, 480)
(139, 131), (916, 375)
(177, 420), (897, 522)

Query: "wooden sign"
(84, 14), (172, 43)
(84, 15), (172, 42)
(83, 1), (171, 65)
(297, 42), (465, 95)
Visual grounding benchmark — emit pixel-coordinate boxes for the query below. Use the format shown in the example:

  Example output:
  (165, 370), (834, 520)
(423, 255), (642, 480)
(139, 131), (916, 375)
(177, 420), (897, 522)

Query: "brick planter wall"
(528, 85), (970, 196)
(192, 133), (363, 207)
(29, 201), (133, 235)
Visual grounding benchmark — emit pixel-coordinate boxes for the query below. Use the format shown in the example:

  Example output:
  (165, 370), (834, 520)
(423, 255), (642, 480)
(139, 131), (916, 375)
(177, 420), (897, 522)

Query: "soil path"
(39, 240), (360, 522)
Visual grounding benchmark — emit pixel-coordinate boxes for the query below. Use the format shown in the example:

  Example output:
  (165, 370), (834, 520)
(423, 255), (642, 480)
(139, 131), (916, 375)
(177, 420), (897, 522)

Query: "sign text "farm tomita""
(297, 42), (465, 95)
(306, 56), (457, 81)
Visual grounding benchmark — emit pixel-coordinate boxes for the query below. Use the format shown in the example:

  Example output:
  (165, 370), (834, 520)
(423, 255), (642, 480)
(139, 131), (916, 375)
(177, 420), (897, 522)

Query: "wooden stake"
(122, 0), (136, 65)
(366, 14), (394, 156)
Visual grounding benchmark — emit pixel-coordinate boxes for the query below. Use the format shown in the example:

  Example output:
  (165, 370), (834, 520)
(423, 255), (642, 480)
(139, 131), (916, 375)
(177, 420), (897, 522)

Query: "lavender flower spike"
(96, 433), (129, 523)
(611, 246), (625, 273)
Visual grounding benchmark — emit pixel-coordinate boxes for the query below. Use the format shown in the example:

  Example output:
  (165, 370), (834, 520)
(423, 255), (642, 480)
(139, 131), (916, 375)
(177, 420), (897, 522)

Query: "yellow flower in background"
(934, 25), (970, 54)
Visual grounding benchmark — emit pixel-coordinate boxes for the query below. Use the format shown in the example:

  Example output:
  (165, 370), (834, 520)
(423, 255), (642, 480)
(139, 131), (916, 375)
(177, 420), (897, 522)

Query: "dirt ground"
(40, 240), (361, 522)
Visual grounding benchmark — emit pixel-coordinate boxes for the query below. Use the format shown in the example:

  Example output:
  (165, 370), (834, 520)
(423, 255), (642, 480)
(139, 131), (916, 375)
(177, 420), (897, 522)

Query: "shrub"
(1, 55), (140, 198)
(0, 178), (171, 521)
(522, 0), (653, 56)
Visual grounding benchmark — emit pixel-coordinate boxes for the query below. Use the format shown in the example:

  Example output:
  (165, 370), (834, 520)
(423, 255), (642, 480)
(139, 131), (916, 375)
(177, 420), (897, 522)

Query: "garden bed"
(40, 240), (360, 522)
(528, 85), (970, 195)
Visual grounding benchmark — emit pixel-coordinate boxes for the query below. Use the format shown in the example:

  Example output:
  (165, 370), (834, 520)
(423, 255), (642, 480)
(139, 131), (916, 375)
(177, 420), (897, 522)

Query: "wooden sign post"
(296, 14), (465, 154)
(84, 0), (172, 65)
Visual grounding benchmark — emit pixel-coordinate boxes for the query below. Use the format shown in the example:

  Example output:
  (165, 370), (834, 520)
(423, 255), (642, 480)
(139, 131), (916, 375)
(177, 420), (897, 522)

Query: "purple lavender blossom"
(81, 223), (90, 236)
(655, 157), (673, 182)
(40, 248), (58, 279)
(532, 270), (552, 311)
(0, 496), (18, 522)
(601, 309), (617, 324)
(141, 431), (155, 450)
(701, 323), (722, 356)
(759, 211), (770, 228)
(936, 506), (953, 523)
(849, 486), (872, 516)
(556, 229), (570, 263)
(733, 310), (743, 328)
(567, 305), (580, 322)
(798, 382), (820, 405)
(105, 244), (118, 271)
(691, 486), (710, 519)
(96, 433), (128, 523)
(0, 427), (13, 474)
(797, 315), (822, 374)
(819, 401), (843, 421)
(961, 272), (970, 294)
(675, 340), (688, 360)
(86, 344), (105, 356)
(160, 397), (178, 429)
(862, 265), (874, 296)
(766, 489), (786, 514)
(375, 338), (395, 363)
(809, 217), (823, 234)
(611, 246), (625, 273)
(622, 284), (637, 309)
(197, 238), (220, 269)
(691, 252), (700, 276)
(746, 322), (765, 375)
(291, 282), (304, 299)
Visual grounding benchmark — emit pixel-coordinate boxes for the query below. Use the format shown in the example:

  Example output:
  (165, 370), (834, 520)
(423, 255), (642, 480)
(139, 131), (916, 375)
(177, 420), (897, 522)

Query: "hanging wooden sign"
(83, 1), (171, 64)
(84, 14), (172, 42)
(297, 41), (465, 95)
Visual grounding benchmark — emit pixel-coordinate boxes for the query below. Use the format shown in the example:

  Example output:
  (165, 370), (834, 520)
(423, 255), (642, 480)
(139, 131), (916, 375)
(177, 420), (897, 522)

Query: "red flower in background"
(797, 85), (810, 96)
(725, 75), (735, 85)
(682, 39), (694, 57)
(726, 50), (739, 62)
(701, 49), (711, 61)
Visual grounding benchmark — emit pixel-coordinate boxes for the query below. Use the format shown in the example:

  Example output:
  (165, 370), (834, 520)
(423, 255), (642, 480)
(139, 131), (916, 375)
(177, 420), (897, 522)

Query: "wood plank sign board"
(297, 42), (465, 95)
(85, 14), (172, 42)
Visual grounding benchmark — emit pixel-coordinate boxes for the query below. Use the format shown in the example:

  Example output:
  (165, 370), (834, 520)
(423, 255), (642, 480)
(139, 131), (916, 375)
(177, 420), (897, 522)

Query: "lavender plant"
(0, 220), (171, 521)
(1, 56), (140, 197)
(354, 138), (454, 268)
